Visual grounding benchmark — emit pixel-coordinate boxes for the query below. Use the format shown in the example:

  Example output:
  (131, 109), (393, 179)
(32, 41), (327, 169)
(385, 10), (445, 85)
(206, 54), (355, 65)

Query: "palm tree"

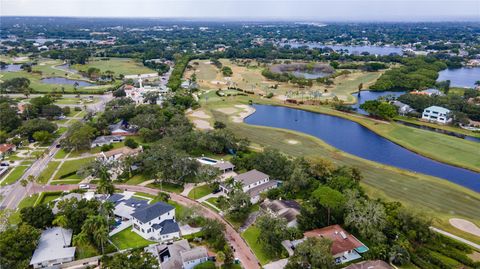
(94, 226), (109, 254)
(52, 215), (68, 246)
(73, 231), (89, 247)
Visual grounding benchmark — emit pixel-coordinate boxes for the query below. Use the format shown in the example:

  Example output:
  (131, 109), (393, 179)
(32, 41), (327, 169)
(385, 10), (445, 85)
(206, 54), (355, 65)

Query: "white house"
(422, 106), (452, 124)
(220, 169), (278, 203)
(98, 146), (143, 163)
(146, 239), (209, 269)
(30, 227), (76, 269)
(124, 78), (170, 105)
(131, 202), (180, 242)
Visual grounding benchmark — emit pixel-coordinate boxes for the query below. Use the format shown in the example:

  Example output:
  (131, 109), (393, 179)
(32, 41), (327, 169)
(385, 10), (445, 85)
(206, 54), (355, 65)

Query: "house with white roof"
(422, 106), (452, 124)
(124, 78), (170, 105)
(30, 227), (76, 269)
(220, 169), (278, 203)
(91, 135), (124, 148)
(197, 157), (235, 174)
(146, 239), (209, 269)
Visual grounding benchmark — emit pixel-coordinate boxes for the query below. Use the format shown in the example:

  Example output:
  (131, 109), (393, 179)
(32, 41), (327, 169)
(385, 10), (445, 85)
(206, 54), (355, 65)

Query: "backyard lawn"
(188, 184), (214, 199)
(110, 228), (155, 250)
(241, 226), (272, 265)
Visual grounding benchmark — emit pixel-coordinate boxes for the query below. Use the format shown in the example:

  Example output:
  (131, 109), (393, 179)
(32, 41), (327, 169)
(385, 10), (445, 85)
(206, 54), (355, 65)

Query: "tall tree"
(312, 186), (345, 226)
(286, 237), (334, 269)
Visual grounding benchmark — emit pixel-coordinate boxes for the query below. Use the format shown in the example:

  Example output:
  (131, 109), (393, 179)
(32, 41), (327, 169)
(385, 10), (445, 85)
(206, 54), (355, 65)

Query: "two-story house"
(131, 202), (180, 242)
(422, 106), (452, 124)
(220, 169), (278, 203)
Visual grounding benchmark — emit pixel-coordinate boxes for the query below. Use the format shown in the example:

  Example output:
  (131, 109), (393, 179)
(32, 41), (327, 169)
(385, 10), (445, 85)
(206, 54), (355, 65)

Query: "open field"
(110, 228), (155, 250)
(184, 59), (382, 103)
(53, 157), (94, 180)
(72, 57), (155, 76)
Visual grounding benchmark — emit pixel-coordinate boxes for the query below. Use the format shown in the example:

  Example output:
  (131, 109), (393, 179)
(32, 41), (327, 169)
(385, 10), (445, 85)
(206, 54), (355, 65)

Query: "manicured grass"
(0, 166), (29, 186)
(125, 174), (148, 185)
(38, 161), (60, 184)
(433, 217), (480, 245)
(168, 200), (186, 219)
(206, 197), (222, 208)
(56, 127), (68, 135)
(72, 58), (154, 76)
(241, 226), (271, 265)
(110, 228), (155, 250)
(9, 194), (40, 224)
(50, 179), (82, 185)
(54, 149), (69, 159)
(38, 191), (62, 205)
(147, 182), (184, 194)
(202, 201), (220, 213)
(188, 184), (213, 200)
(54, 157), (94, 179)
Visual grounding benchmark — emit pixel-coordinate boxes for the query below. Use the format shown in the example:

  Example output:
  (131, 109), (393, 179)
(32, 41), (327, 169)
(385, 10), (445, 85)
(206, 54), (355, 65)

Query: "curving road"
(33, 183), (261, 269)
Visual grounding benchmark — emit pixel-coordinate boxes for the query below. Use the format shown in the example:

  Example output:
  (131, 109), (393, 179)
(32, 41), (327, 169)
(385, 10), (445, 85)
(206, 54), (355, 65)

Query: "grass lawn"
(147, 182), (184, 194)
(202, 201), (220, 213)
(188, 184), (214, 200)
(54, 157), (94, 179)
(241, 226), (272, 265)
(54, 149), (69, 159)
(56, 127), (68, 135)
(50, 179), (83, 185)
(206, 197), (222, 208)
(72, 58), (155, 76)
(110, 228), (155, 250)
(9, 194), (40, 224)
(125, 174), (149, 185)
(0, 166), (29, 186)
(38, 161), (60, 184)
(75, 242), (100, 259)
(38, 191), (62, 205)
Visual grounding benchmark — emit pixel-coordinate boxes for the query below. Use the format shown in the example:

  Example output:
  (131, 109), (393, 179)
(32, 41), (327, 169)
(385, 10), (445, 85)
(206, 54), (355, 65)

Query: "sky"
(1, 0), (479, 21)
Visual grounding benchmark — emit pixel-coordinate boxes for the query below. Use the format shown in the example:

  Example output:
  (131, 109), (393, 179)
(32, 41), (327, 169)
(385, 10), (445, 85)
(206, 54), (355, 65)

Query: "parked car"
(79, 184), (90, 189)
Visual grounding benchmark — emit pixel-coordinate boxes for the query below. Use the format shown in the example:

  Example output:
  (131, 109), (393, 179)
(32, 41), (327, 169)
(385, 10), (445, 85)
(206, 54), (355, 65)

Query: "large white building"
(422, 106), (452, 124)
(124, 78), (169, 105)
(220, 169), (278, 203)
(131, 202), (180, 242)
(29, 227), (76, 269)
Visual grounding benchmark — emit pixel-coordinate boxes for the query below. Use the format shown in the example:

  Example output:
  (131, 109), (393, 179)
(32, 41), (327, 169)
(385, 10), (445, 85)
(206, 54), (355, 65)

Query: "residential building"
(411, 88), (444, 97)
(29, 227), (76, 269)
(124, 78), (170, 105)
(197, 157), (235, 174)
(220, 169), (278, 203)
(422, 106), (452, 124)
(91, 135), (124, 148)
(108, 120), (137, 136)
(261, 199), (301, 227)
(0, 143), (16, 158)
(391, 101), (414, 116)
(146, 239), (209, 269)
(283, 225), (368, 265)
(131, 202), (180, 242)
(98, 146), (143, 163)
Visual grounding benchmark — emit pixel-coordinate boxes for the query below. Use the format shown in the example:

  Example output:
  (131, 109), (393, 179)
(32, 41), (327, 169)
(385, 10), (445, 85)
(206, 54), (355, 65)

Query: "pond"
(56, 64), (79, 74)
(350, 90), (406, 115)
(437, 67), (480, 88)
(245, 104), (480, 192)
(279, 42), (403, 56)
(290, 70), (330, 79)
(41, 77), (94, 87)
(0, 64), (22, 72)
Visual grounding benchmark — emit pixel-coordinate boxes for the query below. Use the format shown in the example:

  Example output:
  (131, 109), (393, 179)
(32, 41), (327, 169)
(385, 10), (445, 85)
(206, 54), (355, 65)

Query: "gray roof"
(160, 240), (191, 269)
(30, 227), (75, 265)
(212, 161), (235, 171)
(131, 202), (175, 223)
(107, 193), (125, 204)
(181, 246), (208, 263)
(92, 135), (123, 144)
(152, 219), (180, 235)
(246, 180), (279, 198)
(234, 169), (269, 186)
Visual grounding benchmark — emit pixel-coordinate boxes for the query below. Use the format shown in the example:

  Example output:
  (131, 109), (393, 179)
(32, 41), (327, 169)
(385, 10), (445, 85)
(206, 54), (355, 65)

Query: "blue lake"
(437, 67), (480, 88)
(245, 104), (480, 192)
(350, 90), (405, 115)
(0, 64), (22, 72)
(290, 71), (330, 79)
(41, 77), (94, 87)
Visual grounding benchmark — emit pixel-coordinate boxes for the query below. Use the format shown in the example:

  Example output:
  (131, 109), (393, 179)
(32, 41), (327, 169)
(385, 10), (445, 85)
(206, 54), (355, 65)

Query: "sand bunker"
(192, 119), (213, 130)
(232, 104), (256, 123)
(189, 110), (211, 119)
(450, 218), (480, 237)
(216, 107), (239, 115)
(211, 80), (227, 85)
(286, 139), (300, 145)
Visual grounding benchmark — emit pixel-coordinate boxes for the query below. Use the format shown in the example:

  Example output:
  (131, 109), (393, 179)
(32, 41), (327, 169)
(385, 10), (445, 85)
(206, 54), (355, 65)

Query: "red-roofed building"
(284, 225), (368, 264)
(0, 144), (16, 158)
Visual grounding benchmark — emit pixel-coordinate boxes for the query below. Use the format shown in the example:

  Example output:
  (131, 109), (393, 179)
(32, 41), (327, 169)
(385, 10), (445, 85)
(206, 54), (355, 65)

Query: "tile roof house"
(261, 199), (301, 227)
(220, 169), (279, 203)
(146, 239), (209, 269)
(284, 225), (368, 265)
(30, 227), (76, 269)
(131, 202), (180, 242)
(0, 143), (16, 156)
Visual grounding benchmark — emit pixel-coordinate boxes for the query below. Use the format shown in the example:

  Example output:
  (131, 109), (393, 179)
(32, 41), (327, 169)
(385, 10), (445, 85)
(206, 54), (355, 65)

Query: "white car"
(79, 184), (90, 189)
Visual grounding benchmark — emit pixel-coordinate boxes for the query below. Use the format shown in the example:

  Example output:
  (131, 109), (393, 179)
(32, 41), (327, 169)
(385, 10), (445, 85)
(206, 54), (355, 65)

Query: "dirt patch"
(189, 110), (211, 119)
(192, 119), (213, 130)
(468, 251), (480, 262)
(286, 139), (300, 145)
(211, 80), (227, 85)
(232, 104), (256, 123)
(216, 107), (239, 115)
(449, 218), (480, 237)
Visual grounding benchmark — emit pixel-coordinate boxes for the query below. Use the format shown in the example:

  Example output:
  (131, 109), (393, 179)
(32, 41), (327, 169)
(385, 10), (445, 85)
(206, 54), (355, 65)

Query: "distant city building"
(422, 106), (452, 124)
(30, 227), (76, 269)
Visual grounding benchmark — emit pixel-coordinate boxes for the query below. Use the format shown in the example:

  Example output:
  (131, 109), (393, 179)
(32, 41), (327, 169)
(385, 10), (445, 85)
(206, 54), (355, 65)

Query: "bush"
(101, 144), (114, 152)
(74, 107), (82, 111)
(124, 138), (138, 149)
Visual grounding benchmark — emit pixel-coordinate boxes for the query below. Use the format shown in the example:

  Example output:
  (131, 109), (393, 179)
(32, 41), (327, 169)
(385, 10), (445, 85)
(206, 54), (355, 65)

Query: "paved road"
(114, 184), (261, 269)
(430, 227), (480, 251)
